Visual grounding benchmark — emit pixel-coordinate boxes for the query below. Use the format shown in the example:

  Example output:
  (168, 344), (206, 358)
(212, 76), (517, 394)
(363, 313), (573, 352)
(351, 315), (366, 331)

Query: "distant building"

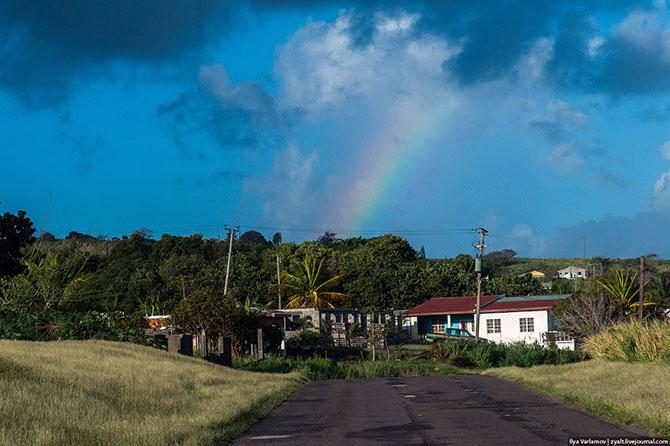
(520, 270), (546, 279)
(402, 294), (576, 349)
(557, 266), (588, 279)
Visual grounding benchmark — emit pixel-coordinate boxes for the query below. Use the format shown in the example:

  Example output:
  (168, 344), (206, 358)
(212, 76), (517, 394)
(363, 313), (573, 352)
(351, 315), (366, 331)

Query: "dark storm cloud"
(157, 65), (300, 153)
(0, 1), (230, 107)
(1, 0), (667, 108)
(595, 36), (670, 95)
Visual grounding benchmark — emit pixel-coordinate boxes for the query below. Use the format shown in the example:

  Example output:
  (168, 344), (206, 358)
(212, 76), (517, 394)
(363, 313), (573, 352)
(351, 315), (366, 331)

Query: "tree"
(239, 231), (269, 245)
(553, 281), (624, 339)
(280, 255), (347, 308)
(272, 232), (282, 246)
(596, 269), (653, 316)
(0, 210), (36, 277)
(317, 231), (341, 247)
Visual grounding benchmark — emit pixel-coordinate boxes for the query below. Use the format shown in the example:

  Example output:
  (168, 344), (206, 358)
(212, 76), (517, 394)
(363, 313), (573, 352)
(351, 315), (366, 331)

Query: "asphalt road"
(235, 375), (644, 445)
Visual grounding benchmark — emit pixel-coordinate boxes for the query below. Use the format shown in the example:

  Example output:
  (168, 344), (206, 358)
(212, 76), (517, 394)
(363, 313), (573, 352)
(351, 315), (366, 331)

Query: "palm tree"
(280, 256), (347, 308)
(597, 269), (654, 317)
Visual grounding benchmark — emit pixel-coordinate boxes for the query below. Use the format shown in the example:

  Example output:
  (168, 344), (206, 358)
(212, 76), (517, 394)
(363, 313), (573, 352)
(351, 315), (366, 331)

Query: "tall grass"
(0, 340), (302, 446)
(584, 320), (670, 362)
(487, 361), (670, 437)
(234, 356), (460, 379)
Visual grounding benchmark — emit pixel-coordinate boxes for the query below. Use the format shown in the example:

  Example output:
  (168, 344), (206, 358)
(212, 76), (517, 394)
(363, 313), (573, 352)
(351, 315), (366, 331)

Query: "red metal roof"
(403, 295), (500, 316)
(481, 298), (559, 313)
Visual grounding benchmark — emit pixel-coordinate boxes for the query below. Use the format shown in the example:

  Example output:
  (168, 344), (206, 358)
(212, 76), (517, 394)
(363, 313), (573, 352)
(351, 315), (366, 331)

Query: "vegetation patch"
(234, 356), (461, 379)
(486, 361), (670, 437)
(0, 340), (302, 446)
(431, 339), (584, 369)
(583, 320), (670, 362)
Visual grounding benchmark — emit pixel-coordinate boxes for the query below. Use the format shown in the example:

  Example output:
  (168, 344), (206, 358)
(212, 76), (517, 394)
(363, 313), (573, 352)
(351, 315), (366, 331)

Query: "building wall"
(477, 310), (550, 344)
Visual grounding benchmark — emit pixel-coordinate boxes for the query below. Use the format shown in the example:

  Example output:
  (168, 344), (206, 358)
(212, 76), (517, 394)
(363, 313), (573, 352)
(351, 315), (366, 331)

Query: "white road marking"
(248, 434), (294, 440)
(391, 384), (408, 387)
(404, 394), (416, 398)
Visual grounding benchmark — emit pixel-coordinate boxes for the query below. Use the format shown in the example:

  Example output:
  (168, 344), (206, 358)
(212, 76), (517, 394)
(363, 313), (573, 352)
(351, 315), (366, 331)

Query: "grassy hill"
(0, 341), (302, 445)
(497, 257), (670, 278)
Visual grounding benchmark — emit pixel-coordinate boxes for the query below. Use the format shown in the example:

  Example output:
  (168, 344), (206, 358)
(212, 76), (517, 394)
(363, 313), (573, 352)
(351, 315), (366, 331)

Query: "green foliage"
(234, 356), (459, 379)
(431, 339), (584, 368)
(280, 255), (347, 308)
(0, 209), (36, 277)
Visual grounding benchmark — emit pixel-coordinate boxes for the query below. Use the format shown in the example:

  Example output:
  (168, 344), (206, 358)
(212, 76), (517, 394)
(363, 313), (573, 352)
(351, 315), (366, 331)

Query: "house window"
(520, 317), (535, 332)
(486, 319), (501, 334)
(431, 318), (446, 333)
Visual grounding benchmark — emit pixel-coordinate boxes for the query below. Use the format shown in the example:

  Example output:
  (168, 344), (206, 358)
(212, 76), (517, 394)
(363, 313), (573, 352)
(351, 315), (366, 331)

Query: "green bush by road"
(431, 339), (584, 368)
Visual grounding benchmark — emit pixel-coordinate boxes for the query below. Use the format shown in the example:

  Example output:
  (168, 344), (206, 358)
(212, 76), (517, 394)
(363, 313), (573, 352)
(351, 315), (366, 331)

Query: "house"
(402, 294), (576, 349)
(557, 266), (588, 279)
(259, 307), (392, 347)
(520, 270), (546, 279)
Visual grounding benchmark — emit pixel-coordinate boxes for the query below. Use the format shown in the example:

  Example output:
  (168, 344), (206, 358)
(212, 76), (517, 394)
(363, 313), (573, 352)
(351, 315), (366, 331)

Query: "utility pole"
(639, 256), (645, 323)
(474, 227), (488, 341)
(223, 225), (239, 296)
(276, 253), (282, 309)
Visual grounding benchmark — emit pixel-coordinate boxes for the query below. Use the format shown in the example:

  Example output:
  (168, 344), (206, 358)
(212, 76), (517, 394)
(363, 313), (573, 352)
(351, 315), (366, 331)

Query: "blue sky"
(2, 1), (670, 258)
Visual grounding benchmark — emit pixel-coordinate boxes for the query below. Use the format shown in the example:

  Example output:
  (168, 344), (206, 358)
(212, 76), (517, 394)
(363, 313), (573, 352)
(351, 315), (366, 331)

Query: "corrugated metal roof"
(403, 295), (501, 316)
(497, 294), (571, 302)
(403, 294), (571, 316)
(481, 298), (562, 313)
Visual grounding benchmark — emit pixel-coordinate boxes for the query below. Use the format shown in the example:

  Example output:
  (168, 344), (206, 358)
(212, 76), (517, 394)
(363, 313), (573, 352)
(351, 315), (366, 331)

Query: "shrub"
(583, 320), (670, 362)
(431, 339), (583, 368)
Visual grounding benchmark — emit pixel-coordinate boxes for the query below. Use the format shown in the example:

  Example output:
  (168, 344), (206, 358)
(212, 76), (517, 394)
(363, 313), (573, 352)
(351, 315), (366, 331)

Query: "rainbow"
(328, 99), (456, 231)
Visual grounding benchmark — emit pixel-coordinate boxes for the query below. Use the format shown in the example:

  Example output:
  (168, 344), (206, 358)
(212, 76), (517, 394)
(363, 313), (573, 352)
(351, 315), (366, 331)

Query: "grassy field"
(0, 340), (302, 446)
(486, 360), (670, 437)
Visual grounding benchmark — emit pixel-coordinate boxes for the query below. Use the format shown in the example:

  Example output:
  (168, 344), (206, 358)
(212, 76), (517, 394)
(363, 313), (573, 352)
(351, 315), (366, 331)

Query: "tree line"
(0, 210), (545, 341)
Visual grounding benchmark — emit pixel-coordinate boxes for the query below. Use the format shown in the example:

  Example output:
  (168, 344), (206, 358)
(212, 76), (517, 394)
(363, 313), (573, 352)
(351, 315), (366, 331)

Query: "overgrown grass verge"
(235, 356), (462, 379)
(0, 340), (302, 446)
(431, 339), (584, 368)
(486, 360), (670, 437)
(584, 320), (670, 361)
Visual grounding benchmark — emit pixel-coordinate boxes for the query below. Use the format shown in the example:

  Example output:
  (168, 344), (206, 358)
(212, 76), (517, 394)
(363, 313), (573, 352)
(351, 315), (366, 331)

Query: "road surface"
(235, 375), (644, 445)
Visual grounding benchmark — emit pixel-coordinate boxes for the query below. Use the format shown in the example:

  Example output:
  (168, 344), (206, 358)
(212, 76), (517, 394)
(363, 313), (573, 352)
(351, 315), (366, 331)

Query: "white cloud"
(516, 37), (554, 82)
(375, 12), (420, 33)
(198, 64), (274, 113)
(654, 170), (670, 210)
(541, 142), (585, 175)
(511, 224), (547, 256)
(660, 140), (670, 160)
(587, 36), (606, 58)
(245, 144), (319, 226)
(614, 8), (670, 63)
(548, 99), (588, 126)
(275, 11), (459, 114)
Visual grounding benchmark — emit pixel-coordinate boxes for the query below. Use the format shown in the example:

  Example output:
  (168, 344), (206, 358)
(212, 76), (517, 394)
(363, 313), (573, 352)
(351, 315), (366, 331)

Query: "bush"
(431, 339), (583, 369)
(583, 320), (670, 362)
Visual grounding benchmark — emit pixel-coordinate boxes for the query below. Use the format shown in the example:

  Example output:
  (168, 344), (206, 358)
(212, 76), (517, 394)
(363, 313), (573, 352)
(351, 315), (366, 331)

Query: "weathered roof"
(403, 295), (500, 316)
(404, 294), (571, 316)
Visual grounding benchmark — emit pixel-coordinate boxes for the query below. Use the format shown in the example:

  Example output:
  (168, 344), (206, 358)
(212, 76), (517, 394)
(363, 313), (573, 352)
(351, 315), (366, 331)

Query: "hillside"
(0, 341), (301, 445)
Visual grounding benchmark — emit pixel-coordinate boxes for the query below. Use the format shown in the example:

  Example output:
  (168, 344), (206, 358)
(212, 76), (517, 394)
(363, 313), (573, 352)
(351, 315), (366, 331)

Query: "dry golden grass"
(0, 340), (302, 446)
(583, 320), (670, 361)
(486, 360), (670, 437)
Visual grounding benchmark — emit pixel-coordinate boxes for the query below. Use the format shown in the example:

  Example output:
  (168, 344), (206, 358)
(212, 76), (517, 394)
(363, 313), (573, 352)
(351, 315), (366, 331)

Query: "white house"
(402, 294), (576, 349)
(557, 266), (587, 279)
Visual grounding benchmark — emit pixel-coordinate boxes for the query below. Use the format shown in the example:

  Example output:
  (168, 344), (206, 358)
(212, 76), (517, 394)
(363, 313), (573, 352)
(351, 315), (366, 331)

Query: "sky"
(2, 0), (670, 258)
